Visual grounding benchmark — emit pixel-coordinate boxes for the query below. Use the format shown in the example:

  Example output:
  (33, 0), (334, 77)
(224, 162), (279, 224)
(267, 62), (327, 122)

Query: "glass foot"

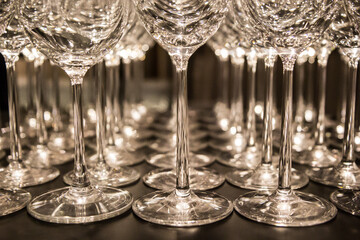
(23, 144), (73, 167)
(0, 162), (59, 188)
(234, 189), (337, 227)
(330, 189), (360, 216)
(143, 167), (225, 190)
(149, 137), (207, 153)
(0, 189), (31, 216)
(209, 133), (247, 152)
(293, 145), (340, 167)
(48, 132), (75, 151)
(146, 152), (215, 168)
(216, 146), (261, 169)
(27, 186), (133, 224)
(226, 164), (308, 190)
(132, 190), (233, 227)
(63, 164), (140, 187)
(306, 162), (360, 189)
(103, 145), (144, 167)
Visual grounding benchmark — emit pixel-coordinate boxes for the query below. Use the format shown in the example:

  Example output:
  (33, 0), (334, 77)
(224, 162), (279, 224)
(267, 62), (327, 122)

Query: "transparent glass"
(23, 58), (73, 167)
(19, 0), (134, 224)
(0, 16), (59, 189)
(293, 39), (340, 167)
(306, 6), (360, 190)
(64, 62), (140, 187)
(132, 0), (232, 227)
(231, 0), (338, 227)
(226, 50), (308, 190)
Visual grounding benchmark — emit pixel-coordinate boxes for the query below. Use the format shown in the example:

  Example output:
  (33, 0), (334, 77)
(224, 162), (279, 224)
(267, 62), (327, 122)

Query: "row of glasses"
(231, 0), (339, 226)
(19, 0), (135, 223)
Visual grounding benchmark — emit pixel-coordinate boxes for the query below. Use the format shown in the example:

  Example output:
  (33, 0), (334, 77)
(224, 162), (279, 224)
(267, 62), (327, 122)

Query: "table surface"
(1, 144), (359, 240)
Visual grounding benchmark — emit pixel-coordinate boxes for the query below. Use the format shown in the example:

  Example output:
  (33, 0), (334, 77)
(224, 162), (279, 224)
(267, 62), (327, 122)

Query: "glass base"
(209, 133), (247, 152)
(226, 164), (308, 190)
(306, 162), (360, 189)
(48, 132), (75, 151)
(293, 145), (340, 167)
(330, 190), (360, 216)
(0, 162), (59, 188)
(27, 186), (132, 224)
(146, 152), (215, 168)
(0, 189), (31, 216)
(63, 164), (140, 187)
(234, 190), (337, 227)
(102, 145), (144, 167)
(132, 189), (233, 227)
(149, 137), (208, 153)
(23, 144), (73, 167)
(143, 167), (225, 190)
(216, 146), (261, 169)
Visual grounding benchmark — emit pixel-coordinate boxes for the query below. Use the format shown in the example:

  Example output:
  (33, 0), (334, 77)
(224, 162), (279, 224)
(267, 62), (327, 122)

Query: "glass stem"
(339, 57), (348, 126)
(246, 49), (257, 147)
(95, 63), (106, 164)
(216, 55), (229, 108)
(71, 81), (90, 188)
(261, 52), (276, 165)
(278, 54), (297, 191)
(124, 60), (132, 115)
(133, 59), (144, 104)
(230, 55), (244, 133)
(6, 63), (23, 166)
(35, 61), (47, 145)
(106, 66), (117, 145)
(314, 53), (329, 146)
(26, 61), (35, 111)
(174, 62), (190, 197)
(341, 59), (357, 164)
(113, 64), (122, 133)
(51, 65), (62, 132)
(294, 62), (305, 132)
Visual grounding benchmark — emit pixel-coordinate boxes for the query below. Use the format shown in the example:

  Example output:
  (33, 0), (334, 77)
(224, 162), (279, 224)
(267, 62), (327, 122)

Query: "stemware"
(293, 38), (340, 167)
(64, 62), (140, 187)
(225, 1), (308, 190)
(0, 15), (59, 189)
(318, 0), (360, 216)
(0, 0), (33, 217)
(19, 0), (135, 223)
(306, 5), (360, 190)
(132, 0), (232, 226)
(232, 0), (338, 227)
(22, 51), (73, 167)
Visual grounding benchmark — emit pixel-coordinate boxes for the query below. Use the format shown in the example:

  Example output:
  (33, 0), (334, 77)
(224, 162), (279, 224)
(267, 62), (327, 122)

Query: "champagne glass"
(232, 0), (338, 226)
(132, 0), (232, 226)
(0, 15), (59, 188)
(19, 0), (134, 223)
(0, 0), (33, 217)
(306, 5), (360, 189)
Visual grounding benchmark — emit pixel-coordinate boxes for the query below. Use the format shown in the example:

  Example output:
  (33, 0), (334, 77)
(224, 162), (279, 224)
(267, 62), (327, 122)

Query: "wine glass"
(292, 38), (340, 167)
(63, 61), (140, 187)
(0, 15), (60, 187)
(306, 4), (360, 189)
(225, 0), (308, 190)
(0, 0), (33, 217)
(19, 0), (135, 223)
(232, 0), (338, 227)
(314, 0), (360, 216)
(132, 0), (232, 226)
(22, 50), (73, 167)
